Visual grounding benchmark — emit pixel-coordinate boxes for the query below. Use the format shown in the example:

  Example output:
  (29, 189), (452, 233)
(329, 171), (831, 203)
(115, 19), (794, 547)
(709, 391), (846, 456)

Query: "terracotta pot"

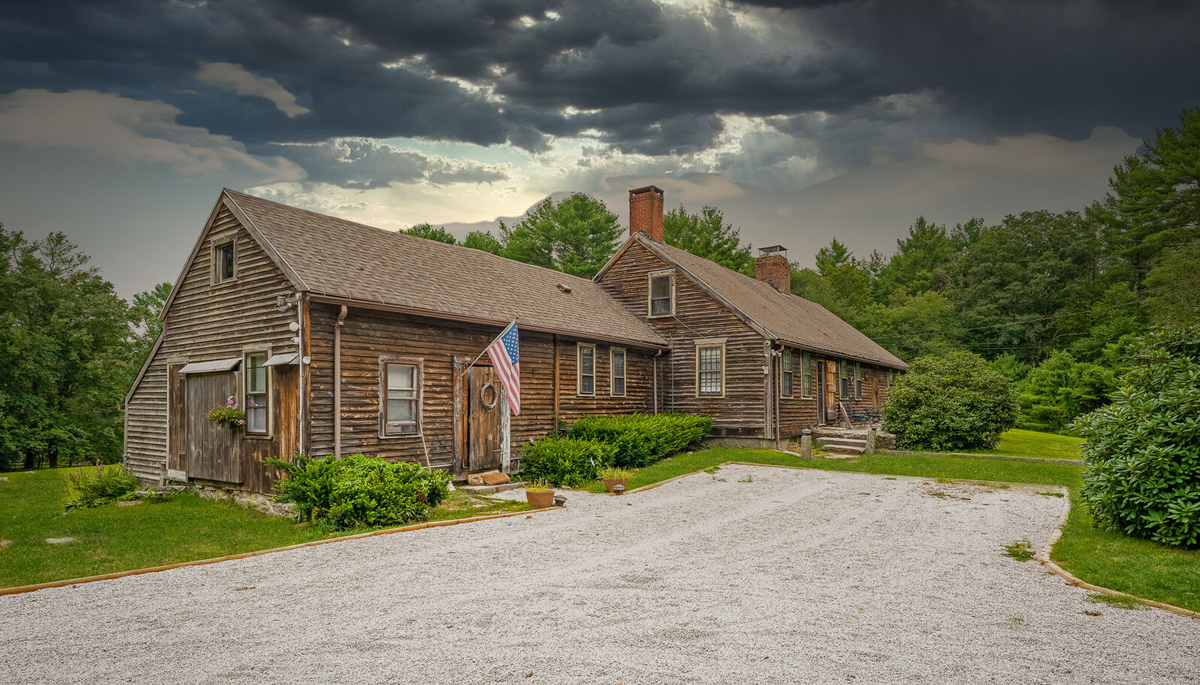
(603, 477), (630, 493)
(526, 489), (555, 508)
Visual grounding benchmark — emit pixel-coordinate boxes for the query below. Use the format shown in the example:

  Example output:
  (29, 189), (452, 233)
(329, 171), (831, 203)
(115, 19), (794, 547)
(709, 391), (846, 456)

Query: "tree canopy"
(499, 193), (623, 278)
(662, 205), (754, 275)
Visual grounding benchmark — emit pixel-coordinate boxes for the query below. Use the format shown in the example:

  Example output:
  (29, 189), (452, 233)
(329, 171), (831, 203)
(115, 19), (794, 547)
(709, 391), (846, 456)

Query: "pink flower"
(237, 420), (244, 425)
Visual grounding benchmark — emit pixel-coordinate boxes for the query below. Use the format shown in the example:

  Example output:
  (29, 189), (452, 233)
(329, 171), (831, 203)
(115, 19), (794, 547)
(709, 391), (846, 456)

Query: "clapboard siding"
(306, 304), (656, 472)
(597, 242), (768, 437)
(123, 202), (300, 488)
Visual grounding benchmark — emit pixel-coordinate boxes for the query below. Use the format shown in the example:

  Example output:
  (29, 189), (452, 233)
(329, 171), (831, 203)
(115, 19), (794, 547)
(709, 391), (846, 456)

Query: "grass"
(1086, 593), (1146, 610)
(1004, 539), (1035, 562)
(960, 428), (1084, 460)
(574, 446), (1199, 613)
(0, 468), (528, 588)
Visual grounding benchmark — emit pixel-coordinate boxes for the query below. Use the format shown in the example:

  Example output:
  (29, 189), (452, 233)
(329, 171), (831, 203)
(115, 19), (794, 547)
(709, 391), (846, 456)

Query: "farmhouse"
(123, 186), (905, 493)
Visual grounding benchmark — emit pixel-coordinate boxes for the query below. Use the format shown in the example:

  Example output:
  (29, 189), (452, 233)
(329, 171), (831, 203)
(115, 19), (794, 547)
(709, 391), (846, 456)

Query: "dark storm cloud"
(2, 0), (1197, 184)
(253, 139), (508, 189)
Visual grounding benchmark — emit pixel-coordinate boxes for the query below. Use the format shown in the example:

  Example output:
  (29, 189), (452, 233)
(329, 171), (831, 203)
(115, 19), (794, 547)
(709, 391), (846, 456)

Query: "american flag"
(485, 320), (521, 415)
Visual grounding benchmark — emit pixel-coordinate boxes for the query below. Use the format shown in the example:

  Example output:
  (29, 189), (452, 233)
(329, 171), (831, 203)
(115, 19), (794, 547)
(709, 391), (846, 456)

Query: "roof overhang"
(307, 293), (670, 351)
(179, 357), (242, 374)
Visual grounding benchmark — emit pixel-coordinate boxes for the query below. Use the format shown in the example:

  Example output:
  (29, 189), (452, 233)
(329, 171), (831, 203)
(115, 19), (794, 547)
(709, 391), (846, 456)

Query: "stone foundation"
(189, 483), (299, 519)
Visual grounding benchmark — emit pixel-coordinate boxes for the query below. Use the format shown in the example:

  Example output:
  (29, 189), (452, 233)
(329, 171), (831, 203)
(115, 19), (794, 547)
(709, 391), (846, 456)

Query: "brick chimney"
(756, 245), (790, 292)
(629, 185), (664, 242)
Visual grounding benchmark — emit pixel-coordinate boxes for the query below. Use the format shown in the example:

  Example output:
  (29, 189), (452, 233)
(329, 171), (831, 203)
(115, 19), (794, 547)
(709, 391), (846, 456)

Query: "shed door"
(167, 363), (187, 475)
(185, 372), (243, 483)
(467, 366), (504, 472)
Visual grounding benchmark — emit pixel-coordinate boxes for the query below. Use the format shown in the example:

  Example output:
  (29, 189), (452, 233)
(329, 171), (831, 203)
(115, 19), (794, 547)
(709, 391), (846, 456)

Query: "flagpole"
(461, 317), (518, 377)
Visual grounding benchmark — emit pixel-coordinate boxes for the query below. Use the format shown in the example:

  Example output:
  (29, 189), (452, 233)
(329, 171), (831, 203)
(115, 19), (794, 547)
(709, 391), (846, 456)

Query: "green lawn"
(0, 469), (528, 588)
(583, 447), (1199, 612)
(961, 428), (1085, 460)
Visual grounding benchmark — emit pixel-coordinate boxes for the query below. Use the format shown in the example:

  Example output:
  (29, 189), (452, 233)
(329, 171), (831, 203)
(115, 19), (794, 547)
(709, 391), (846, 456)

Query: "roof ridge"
(225, 189), (605, 287)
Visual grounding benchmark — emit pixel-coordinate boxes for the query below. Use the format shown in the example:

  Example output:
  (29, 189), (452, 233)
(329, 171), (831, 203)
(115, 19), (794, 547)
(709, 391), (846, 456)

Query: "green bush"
(520, 437), (616, 487)
(1017, 350), (1115, 433)
(65, 463), (140, 510)
(565, 413), (712, 468)
(1075, 328), (1200, 548)
(882, 351), (1019, 451)
(267, 454), (451, 530)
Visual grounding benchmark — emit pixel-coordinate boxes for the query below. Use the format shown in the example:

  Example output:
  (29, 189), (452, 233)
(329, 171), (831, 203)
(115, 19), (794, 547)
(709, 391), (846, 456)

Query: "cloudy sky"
(1, 0), (1197, 298)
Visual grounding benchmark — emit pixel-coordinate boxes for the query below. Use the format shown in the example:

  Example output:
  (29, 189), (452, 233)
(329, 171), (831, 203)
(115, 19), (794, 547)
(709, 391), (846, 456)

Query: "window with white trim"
(382, 361), (421, 436)
(610, 347), (626, 397)
(578, 343), (596, 396)
(648, 272), (674, 317)
(697, 343), (724, 396)
(245, 353), (268, 434)
(780, 348), (794, 398)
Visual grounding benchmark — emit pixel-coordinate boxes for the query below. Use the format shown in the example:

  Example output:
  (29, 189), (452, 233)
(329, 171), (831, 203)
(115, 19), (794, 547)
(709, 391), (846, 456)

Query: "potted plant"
(601, 467), (632, 493)
(206, 397), (246, 430)
(525, 479), (555, 509)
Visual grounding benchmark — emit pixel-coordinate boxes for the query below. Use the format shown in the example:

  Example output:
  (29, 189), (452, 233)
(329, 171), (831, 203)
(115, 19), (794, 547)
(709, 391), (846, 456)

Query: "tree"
(403, 223), (457, 244)
(882, 351), (1019, 451)
(1016, 350), (1115, 433)
(129, 282), (172, 369)
(814, 238), (852, 277)
(462, 230), (504, 256)
(662, 205), (754, 274)
(0, 225), (132, 469)
(500, 193), (622, 278)
(1145, 237), (1200, 326)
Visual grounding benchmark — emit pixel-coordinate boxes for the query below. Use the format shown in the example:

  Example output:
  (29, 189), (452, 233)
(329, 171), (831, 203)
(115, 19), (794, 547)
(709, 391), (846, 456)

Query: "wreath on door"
(480, 381), (499, 410)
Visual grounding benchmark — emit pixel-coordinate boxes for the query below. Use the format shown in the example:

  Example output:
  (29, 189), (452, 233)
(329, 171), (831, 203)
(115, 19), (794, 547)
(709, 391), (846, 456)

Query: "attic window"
(648, 271), (675, 318)
(557, 283), (572, 294)
(212, 241), (236, 284)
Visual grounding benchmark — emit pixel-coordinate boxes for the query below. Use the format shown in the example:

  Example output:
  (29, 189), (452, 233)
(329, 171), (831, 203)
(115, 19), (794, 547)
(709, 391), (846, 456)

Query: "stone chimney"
(629, 185), (664, 242)
(756, 245), (790, 292)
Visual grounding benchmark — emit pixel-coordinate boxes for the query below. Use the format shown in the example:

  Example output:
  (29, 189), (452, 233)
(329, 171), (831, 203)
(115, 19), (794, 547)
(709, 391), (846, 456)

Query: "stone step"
(458, 481), (527, 495)
(818, 437), (867, 447)
(821, 444), (866, 456)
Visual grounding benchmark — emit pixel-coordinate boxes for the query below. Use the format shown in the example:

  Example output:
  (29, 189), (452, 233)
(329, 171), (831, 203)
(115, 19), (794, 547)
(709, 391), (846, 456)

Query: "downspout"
(773, 341), (784, 452)
(653, 349), (664, 414)
(297, 292), (306, 456)
(333, 305), (348, 458)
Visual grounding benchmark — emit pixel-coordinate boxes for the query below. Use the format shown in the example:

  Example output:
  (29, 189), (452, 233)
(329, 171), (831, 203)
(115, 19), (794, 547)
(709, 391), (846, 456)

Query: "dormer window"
(648, 270), (675, 318)
(213, 241), (236, 284)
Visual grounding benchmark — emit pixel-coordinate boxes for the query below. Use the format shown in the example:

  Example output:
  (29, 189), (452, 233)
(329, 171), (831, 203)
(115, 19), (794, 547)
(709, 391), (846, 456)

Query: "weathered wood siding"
(597, 241), (768, 437)
(124, 201), (301, 489)
(776, 353), (895, 436)
(306, 304), (656, 472)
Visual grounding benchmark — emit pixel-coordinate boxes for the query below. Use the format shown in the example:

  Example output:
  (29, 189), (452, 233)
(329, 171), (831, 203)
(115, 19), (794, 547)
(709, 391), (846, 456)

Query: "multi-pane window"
(578, 344), (596, 396)
(840, 360), (850, 398)
(780, 348), (793, 397)
(801, 351), (812, 398)
(697, 344), (724, 396)
(383, 362), (421, 436)
(245, 353), (268, 434)
(214, 242), (235, 283)
(855, 362), (863, 399)
(649, 273), (673, 317)
(610, 348), (626, 397)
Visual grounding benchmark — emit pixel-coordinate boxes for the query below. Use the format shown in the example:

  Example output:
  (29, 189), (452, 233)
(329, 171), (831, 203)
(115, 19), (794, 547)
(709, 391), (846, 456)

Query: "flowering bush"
(206, 397), (246, 429)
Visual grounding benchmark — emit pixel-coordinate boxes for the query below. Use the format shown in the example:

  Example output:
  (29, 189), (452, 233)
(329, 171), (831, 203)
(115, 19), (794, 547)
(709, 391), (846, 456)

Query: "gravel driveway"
(2, 464), (1196, 684)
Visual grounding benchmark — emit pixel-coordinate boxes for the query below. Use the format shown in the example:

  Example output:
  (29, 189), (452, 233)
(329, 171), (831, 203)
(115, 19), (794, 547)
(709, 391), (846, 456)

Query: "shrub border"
(0, 506), (558, 597)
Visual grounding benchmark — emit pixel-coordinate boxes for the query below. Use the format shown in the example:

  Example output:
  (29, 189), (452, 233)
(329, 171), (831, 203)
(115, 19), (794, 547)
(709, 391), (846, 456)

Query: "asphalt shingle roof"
(224, 190), (667, 347)
(637, 236), (908, 369)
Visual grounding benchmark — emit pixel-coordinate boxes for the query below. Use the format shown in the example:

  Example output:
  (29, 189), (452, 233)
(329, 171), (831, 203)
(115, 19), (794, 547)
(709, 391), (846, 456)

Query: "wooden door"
(467, 366), (503, 471)
(167, 363), (187, 475)
(185, 372), (243, 483)
(815, 361), (826, 424)
(824, 361), (838, 423)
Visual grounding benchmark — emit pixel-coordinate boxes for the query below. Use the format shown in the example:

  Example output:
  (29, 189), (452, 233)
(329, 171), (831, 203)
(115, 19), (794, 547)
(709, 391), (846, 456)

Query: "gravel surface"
(2, 464), (1197, 684)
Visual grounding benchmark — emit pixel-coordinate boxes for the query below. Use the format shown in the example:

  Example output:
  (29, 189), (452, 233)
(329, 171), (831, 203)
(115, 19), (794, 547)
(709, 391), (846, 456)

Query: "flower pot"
(526, 489), (555, 508)
(603, 477), (629, 493)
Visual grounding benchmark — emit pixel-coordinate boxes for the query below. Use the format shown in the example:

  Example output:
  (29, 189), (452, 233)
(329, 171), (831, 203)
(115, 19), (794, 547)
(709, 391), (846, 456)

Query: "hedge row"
(520, 437), (616, 488)
(565, 413), (713, 468)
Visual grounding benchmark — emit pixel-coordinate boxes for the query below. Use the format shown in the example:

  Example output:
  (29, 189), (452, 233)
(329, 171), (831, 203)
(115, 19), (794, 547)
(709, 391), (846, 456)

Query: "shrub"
(565, 413), (712, 468)
(1075, 328), (1200, 548)
(1017, 350), (1115, 433)
(520, 437), (615, 488)
(267, 454), (451, 530)
(882, 351), (1019, 451)
(65, 463), (140, 510)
